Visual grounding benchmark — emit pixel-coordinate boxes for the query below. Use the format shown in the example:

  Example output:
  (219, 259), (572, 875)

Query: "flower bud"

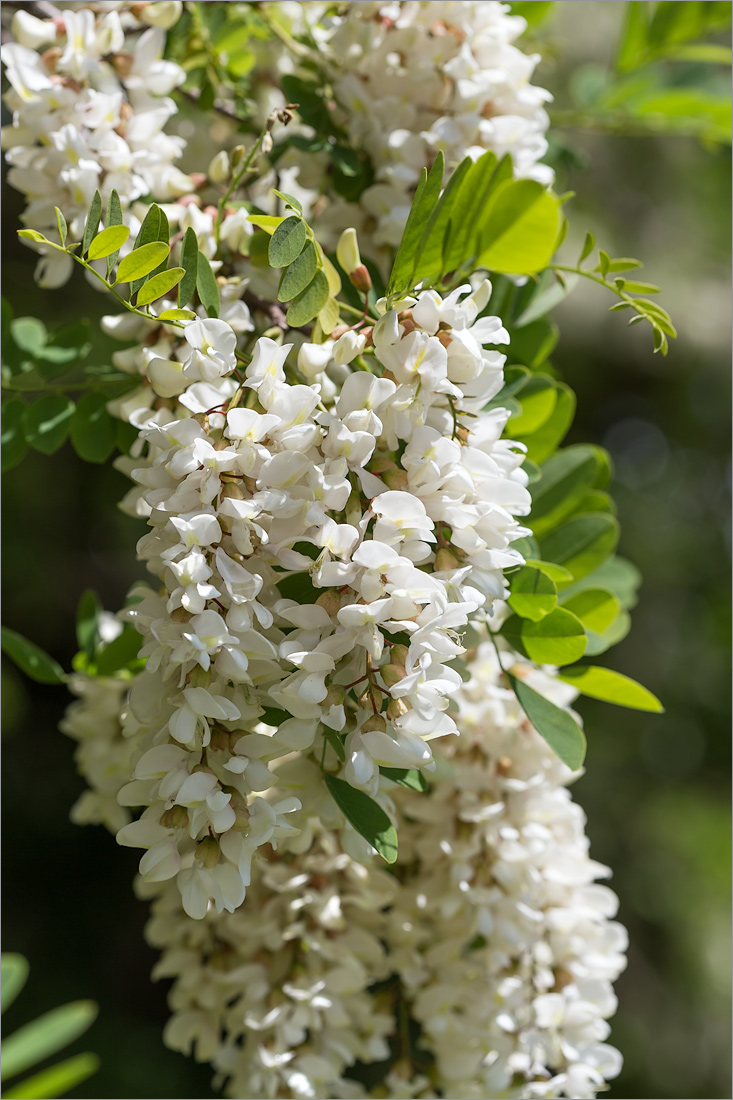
(332, 330), (366, 366)
(387, 697), (409, 720)
(160, 805), (188, 829)
(390, 645), (410, 667)
(170, 608), (192, 623)
(358, 685), (383, 713)
(336, 228), (361, 275)
(380, 663), (406, 687)
(231, 144), (247, 169)
(369, 456), (397, 474)
(382, 467), (409, 490)
(261, 132), (273, 155)
(208, 150), (230, 184)
(350, 264), (372, 295)
(362, 714), (386, 733)
(324, 685), (346, 708)
(134, 1), (183, 30)
(196, 836), (221, 868)
(221, 482), (245, 500)
(316, 590), (342, 617)
(435, 548), (461, 571)
(209, 728), (229, 751)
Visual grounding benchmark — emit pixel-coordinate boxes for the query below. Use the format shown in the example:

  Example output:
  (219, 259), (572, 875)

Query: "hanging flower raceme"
(1, 1), (190, 286)
(110, 277), (531, 918)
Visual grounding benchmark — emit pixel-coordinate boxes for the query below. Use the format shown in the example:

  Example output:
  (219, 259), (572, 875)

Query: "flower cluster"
(293, 0), (553, 246)
(1, 1), (190, 286)
(62, 635), (626, 1099)
(111, 282), (530, 918)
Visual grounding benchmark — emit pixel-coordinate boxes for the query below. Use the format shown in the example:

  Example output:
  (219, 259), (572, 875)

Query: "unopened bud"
(350, 263), (372, 295)
(336, 228), (361, 275)
(160, 805), (188, 829)
(435, 548), (460, 572)
(316, 590), (342, 617)
(362, 714), (386, 733)
(208, 150), (230, 184)
(387, 697), (409, 720)
(111, 52), (134, 78)
(380, 663), (406, 687)
(383, 467), (409, 490)
(231, 144), (247, 169)
(170, 607), (191, 623)
(390, 645), (410, 667)
(41, 47), (62, 73)
(261, 132), (273, 155)
(189, 171), (208, 191)
(196, 836), (220, 868)
(192, 763), (216, 776)
(324, 685), (345, 708)
(369, 456), (397, 474)
(221, 481), (245, 500)
(209, 728), (229, 751)
(133, 1), (183, 30)
(358, 685), (383, 712)
(437, 329), (453, 348)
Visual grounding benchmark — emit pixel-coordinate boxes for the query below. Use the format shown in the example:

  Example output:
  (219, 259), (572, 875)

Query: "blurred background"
(2, 3), (730, 1098)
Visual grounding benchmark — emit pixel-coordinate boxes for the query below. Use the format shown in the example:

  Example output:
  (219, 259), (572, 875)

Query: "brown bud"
(160, 805), (188, 829)
(437, 329), (453, 348)
(361, 326), (374, 347)
(362, 714), (386, 733)
(380, 663), (406, 687)
(189, 172), (208, 191)
(170, 607), (192, 623)
(41, 47), (62, 73)
(382, 467), (409, 491)
(209, 728), (229, 752)
(399, 318), (417, 337)
(349, 264), (372, 295)
(221, 481), (245, 500)
(196, 836), (220, 868)
(324, 685), (345, 708)
(369, 456), (397, 474)
(330, 324), (349, 341)
(387, 697), (409, 720)
(316, 590), (342, 617)
(435, 548), (460, 572)
(111, 52), (134, 78)
(358, 685), (383, 713)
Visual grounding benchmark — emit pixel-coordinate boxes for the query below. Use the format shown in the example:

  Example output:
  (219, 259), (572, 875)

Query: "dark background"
(2, 4), (730, 1098)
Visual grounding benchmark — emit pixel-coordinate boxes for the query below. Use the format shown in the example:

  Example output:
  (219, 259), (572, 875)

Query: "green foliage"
(506, 564), (558, 621)
(86, 225), (130, 261)
(70, 393), (116, 464)
(0, 955), (99, 1099)
(501, 607), (587, 666)
(558, 665), (664, 711)
(178, 226), (199, 307)
(387, 151), (562, 298)
(379, 767), (428, 791)
(324, 775), (398, 863)
(137, 268), (186, 306)
(81, 190), (102, 257)
(196, 253), (221, 318)
(104, 189), (123, 275)
(115, 241), (170, 285)
(0, 627), (65, 685)
(76, 589), (102, 662)
(505, 670), (586, 770)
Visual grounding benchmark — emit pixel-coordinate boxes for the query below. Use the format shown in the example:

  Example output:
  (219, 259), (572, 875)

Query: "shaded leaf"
(70, 392), (116, 464)
(379, 767), (428, 791)
(286, 269), (329, 327)
(22, 395), (75, 454)
(1, 1001), (98, 1081)
(1, 627), (65, 685)
(82, 190), (102, 257)
(196, 253), (220, 318)
(506, 671), (586, 769)
(1, 400), (29, 472)
(2, 1052), (100, 1099)
(540, 513), (620, 579)
(268, 216), (307, 268)
(1, 955), (29, 1014)
(76, 590), (101, 662)
(277, 241), (318, 302)
(178, 227), (199, 307)
(95, 627), (142, 676)
(325, 775), (398, 863)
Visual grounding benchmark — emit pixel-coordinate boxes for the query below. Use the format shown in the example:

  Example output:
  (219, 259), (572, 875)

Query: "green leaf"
(507, 565), (557, 621)
(54, 207), (67, 247)
(0, 627), (65, 685)
(1, 400), (29, 472)
(178, 227), (199, 307)
(136, 267), (185, 306)
(95, 626), (142, 676)
(277, 241), (318, 302)
(22, 395), (75, 454)
(379, 767), (428, 791)
(519, 383), (576, 464)
(76, 590), (101, 662)
(2, 1052), (100, 1099)
(561, 588), (620, 633)
(86, 224), (130, 261)
(70, 392), (116, 463)
(324, 775), (398, 863)
(1, 956), (29, 1014)
(563, 556), (641, 611)
(10, 317), (47, 356)
(579, 230), (595, 264)
(540, 513), (620, 580)
(387, 151), (444, 297)
(509, 0), (555, 25)
(508, 375), (557, 435)
(158, 308), (197, 321)
(247, 214), (285, 234)
(584, 610), (632, 656)
(530, 446), (604, 518)
(127, 204), (161, 297)
(443, 150), (500, 275)
(82, 190), (102, 257)
(411, 156), (472, 286)
(104, 189), (122, 275)
(285, 269), (330, 327)
(478, 180), (560, 274)
(501, 607), (587, 666)
(0, 1000), (98, 1081)
(268, 216), (307, 268)
(115, 242), (170, 285)
(508, 319), (559, 370)
(616, 0), (650, 71)
(17, 230), (47, 243)
(506, 671), (586, 769)
(524, 559), (574, 585)
(196, 253), (220, 318)
(558, 665), (663, 712)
